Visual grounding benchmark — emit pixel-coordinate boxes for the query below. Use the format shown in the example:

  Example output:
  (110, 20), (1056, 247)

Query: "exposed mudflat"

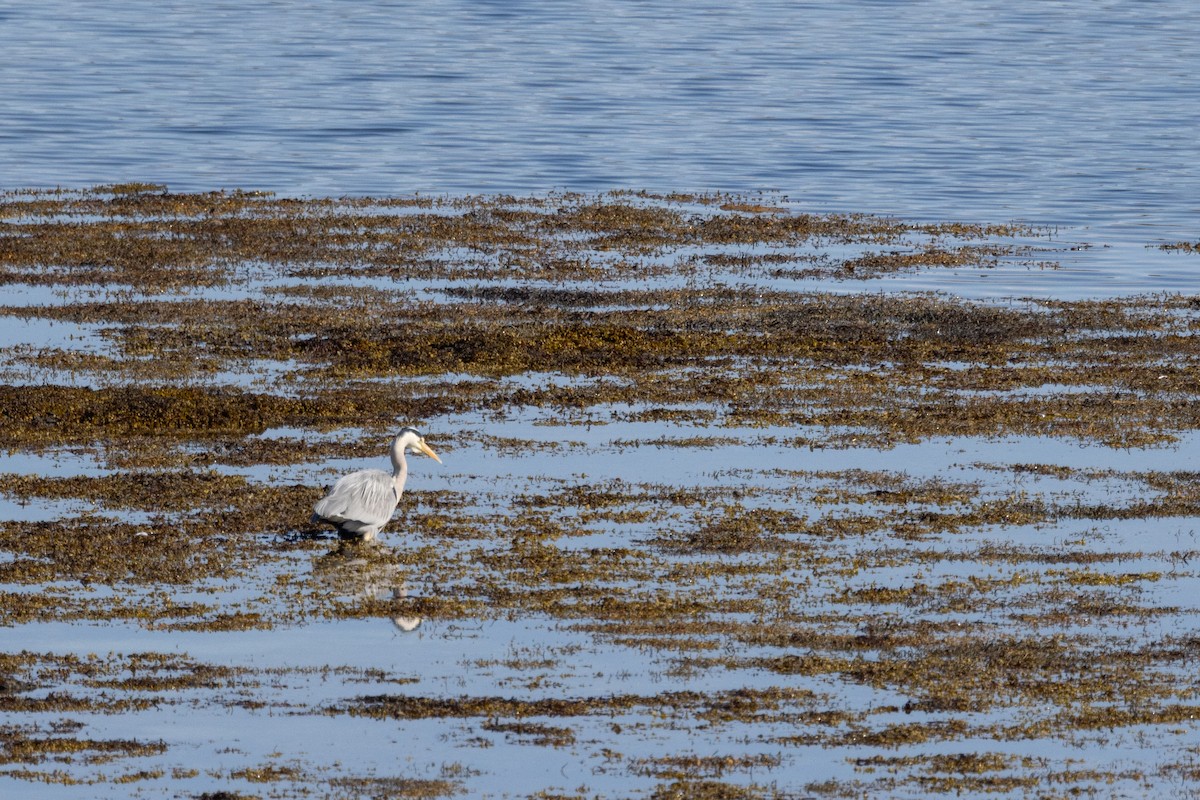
(3, 186), (1200, 798)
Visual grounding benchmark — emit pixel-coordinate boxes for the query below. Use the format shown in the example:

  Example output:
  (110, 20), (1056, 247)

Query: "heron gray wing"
(313, 469), (399, 529)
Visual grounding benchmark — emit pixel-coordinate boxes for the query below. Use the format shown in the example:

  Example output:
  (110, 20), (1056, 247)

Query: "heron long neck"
(390, 440), (408, 489)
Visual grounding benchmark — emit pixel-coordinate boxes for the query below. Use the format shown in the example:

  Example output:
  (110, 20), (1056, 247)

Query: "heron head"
(395, 427), (442, 463)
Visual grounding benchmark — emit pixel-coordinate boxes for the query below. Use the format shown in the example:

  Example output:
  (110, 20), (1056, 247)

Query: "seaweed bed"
(3, 185), (1200, 798)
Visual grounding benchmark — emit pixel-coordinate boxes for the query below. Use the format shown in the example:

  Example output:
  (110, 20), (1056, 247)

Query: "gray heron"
(311, 427), (442, 541)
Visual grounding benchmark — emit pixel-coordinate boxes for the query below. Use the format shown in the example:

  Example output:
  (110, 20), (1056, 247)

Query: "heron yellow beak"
(417, 439), (442, 463)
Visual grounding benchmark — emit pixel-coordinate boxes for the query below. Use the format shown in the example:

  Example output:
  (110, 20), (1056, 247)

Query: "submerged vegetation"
(2, 186), (1200, 797)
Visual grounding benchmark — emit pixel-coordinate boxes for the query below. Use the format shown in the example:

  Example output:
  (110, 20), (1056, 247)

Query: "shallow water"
(3, 3), (1200, 797)
(6, 403), (1200, 795)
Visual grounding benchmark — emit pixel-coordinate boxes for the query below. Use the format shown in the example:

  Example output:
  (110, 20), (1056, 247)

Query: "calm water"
(5, 4), (1200, 798)
(3, 1), (1199, 246)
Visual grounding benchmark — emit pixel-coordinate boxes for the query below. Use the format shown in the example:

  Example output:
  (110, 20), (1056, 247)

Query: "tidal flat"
(3, 185), (1200, 798)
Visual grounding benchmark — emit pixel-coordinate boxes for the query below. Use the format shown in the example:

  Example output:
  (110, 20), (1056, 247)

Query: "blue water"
(5, 6), (1200, 797)
(3, 0), (1199, 242)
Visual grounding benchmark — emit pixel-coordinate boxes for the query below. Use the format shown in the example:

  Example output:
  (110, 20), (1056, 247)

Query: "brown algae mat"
(3, 186), (1200, 797)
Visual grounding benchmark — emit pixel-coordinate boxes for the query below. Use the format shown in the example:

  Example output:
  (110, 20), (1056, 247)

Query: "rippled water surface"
(3, 4), (1200, 799)
(3, 1), (1199, 242)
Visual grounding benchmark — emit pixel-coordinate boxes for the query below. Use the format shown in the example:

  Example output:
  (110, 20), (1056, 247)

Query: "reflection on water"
(312, 540), (422, 633)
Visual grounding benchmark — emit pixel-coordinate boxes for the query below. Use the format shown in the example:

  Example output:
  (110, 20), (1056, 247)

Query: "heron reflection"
(313, 540), (424, 633)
